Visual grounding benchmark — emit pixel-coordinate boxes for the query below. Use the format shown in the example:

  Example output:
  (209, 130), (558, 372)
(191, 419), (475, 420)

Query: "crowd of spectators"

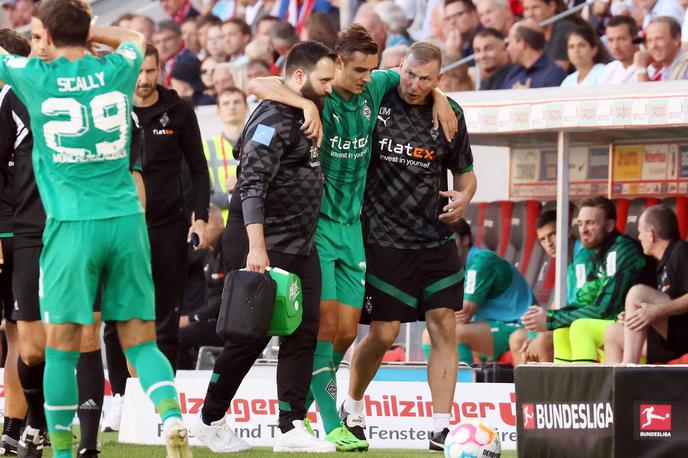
(4, 0), (688, 102)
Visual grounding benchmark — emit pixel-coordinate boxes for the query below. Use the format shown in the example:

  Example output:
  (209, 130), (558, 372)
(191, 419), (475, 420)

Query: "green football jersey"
(0, 43), (143, 221)
(319, 69), (400, 224)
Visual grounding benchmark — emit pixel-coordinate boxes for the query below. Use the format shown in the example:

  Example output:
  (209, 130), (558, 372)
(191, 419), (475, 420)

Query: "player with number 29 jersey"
(0, 43), (142, 222)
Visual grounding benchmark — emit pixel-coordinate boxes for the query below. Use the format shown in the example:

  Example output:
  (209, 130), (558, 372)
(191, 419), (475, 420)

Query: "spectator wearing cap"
(2, 0), (32, 29)
(171, 59), (216, 106)
(639, 0), (684, 28)
(444, 0), (482, 66)
(380, 44), (409, 69)
(503, 19), (567, 88)
(523, 0), (577, 71)
(130, 15), (156, 43)
(635, 16), (688, 80)
(222, 18), (252, 62)
(597, 16), (641, 84)
(473, 28), (516, 89)
(154, 20), (201, 87)
(476, 0), (514, 38)
(161, 0), (199, 24)
(560, 25), (609, 87)
(375, 1), (414, 47)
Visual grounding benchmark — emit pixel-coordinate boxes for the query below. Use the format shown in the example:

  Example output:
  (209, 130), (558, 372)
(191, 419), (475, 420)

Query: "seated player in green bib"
(0, 1), (191, 456)
(521, 197), (648, 364)
(448, 219), (534, 364)
(509, 209), (595, 364)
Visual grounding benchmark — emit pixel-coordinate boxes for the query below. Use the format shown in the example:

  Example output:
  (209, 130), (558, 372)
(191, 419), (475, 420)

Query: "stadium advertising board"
(515, 365), (615, 457)
(614, 366), (688, 457)
(119, 368), (518, 450)
(516, 365), (688, 457)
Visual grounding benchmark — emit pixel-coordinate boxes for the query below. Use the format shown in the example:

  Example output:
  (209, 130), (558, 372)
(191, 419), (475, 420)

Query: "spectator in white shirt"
(561, 25), (609, 87)
(640, 0), (685, 28)
(597, 16), (641, 84)
(635, 16), (688, 81)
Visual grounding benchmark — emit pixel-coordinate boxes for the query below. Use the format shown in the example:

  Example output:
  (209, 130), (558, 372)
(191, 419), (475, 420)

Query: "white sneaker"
(273, 420), (336, 453)
(101, 393), (124, 432)
(163, 417), (193, 458)
(189, 414), (250, 453)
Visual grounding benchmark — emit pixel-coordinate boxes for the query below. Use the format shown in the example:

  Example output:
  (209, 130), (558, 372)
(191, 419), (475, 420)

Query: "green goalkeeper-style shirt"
(318, 69), (400, 224)
(0, 43), (143, 222)
(547, 230), (647, 330)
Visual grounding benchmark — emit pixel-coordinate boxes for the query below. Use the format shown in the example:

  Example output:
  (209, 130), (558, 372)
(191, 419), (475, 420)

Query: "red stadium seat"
(614, 198), (631, 234)
(661, 196), (688, 240)
(481, 201), (514, 258)
(463, 203), (480, 242)
(532, 255), (556, 306)
(508, 201), (541, 273)
(474, 202), (488, 247)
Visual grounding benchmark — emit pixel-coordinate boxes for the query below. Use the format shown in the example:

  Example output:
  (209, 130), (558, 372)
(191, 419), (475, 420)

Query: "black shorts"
(647, 313), (688, 363)
(12, 243), (40, 322)
(0, 237), (14, 322)
(360, 242), (464, 324)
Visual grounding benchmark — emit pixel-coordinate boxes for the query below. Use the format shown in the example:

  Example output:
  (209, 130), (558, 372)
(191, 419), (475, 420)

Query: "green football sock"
(458, 343), (473, 364)
(309, 341), (340, 433)
(44, 347), (79, 455)
(332, 350), (345, 372)
(124, 341), (181, 422)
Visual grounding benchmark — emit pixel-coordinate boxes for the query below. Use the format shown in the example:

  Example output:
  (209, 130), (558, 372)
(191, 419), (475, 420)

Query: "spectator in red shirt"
(161, 0), (199, 24)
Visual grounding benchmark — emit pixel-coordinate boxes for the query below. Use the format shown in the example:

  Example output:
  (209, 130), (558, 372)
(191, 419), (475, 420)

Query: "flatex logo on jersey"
(153, 112), (174, 136)
(638, 404), (672, 438)
(521, 402), (614, 432)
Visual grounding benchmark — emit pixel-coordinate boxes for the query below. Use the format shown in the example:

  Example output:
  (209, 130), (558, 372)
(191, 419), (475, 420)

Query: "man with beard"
(190, 41), (337, 453)
(248, 24), (457, 451)
(347, 42), (476, 452)
(520, 196), (648, 363)
(102, 43), (210, 432)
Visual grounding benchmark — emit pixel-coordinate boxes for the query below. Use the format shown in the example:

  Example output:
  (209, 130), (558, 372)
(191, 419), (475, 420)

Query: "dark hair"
(606, 15), (639, 38)
(406, 41), (442, 67)
(649, 16), (682, 39)
(217, 87), (247, 106)
(514, 24), (546, 51)
(256, 14), (279, 30)
(452, 218), (473, 246)
(474, 27), (505, 41)
(444, 0), (477, 12)
(285, 40), (336, 77)
(536, 210), (557, 230)
(246, 58), (271, 74)
(157, 19), (181, 36)
(38, 0), (91, 48)
(0, 28), (31, 57)
(197, 14), (222, 28)
(567, 25), (610, 64)
(223, 17), (251, 37)
(642, 205), (680, 241)
(579, 196), (616, 221)
(270, 21), (298, 44)
(145, 43), (160, 65)
(335, 24), (378, 61)
(304, 12), (338, 50)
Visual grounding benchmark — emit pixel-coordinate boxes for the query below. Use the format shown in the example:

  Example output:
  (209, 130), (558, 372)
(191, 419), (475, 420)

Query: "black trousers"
(202, 226), (320, 429)
(104, 218), (188, 390)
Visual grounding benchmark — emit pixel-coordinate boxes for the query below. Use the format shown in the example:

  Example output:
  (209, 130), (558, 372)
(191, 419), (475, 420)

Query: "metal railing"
(441, 0), (592, 73)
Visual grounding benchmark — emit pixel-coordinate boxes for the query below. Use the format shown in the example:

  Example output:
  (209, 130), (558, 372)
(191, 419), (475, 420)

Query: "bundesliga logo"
(639, 404), (672, 438)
